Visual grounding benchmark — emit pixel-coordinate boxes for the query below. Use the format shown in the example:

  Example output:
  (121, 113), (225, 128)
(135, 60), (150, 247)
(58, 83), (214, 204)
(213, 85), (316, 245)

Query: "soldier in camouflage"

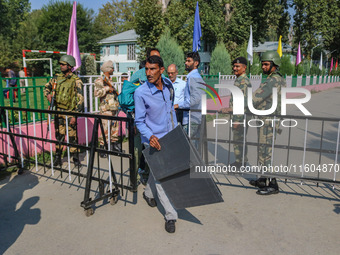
(249, 51), (286, 195)
(221, 57), (251, 168)
(94, 60), (120, 157)
(44, 55), (84, 167)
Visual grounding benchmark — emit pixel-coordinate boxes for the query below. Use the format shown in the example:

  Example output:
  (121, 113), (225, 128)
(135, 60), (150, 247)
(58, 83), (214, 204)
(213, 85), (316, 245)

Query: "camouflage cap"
(101, 60), (114, 73)
(232, 57), (247, 66)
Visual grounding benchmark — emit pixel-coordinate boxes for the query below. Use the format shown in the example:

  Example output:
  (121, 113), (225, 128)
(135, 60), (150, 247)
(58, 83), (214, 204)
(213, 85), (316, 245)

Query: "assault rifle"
(46, 77), (57, 138)
(103, 76), (119, 96)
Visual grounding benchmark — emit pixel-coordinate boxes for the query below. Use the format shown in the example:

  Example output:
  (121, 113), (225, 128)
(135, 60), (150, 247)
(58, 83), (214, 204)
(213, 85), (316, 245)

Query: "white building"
(98, 29), (140, 73)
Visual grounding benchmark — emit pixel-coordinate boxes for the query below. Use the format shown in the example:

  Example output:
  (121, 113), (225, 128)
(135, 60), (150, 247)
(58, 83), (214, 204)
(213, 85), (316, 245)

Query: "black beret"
(232, 57), (247, 66)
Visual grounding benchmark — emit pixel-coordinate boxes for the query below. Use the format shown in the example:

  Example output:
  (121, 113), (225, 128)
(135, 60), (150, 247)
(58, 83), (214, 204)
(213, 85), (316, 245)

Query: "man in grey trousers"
(134, 55), (178, 233)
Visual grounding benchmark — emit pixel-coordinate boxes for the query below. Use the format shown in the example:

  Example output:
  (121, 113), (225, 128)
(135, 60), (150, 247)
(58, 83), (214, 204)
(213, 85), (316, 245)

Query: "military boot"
(53, 155), (62, 167)
(111, 142), (122, 152)
(249, 177), (267, 188)
(72, 153), (82, 167)
(53, 150), (62, 167)
(256, 178), (279, 195)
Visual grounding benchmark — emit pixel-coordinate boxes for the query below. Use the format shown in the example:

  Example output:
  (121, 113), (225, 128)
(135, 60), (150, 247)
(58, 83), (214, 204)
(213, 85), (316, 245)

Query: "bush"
(310, 64), (322, 76)
(279, 55), (294, 75)
(250, 53), (261, 75)
(209, 42), (232, 75)
(80, 55), (96, 75)
(156, 27), (185, 75)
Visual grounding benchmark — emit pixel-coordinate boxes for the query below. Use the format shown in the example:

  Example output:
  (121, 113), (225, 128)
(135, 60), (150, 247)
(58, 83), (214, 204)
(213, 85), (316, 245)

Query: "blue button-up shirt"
(172, 77), (186, 105)
(134, 78), (178, 144)
(178, 69), (205, 125)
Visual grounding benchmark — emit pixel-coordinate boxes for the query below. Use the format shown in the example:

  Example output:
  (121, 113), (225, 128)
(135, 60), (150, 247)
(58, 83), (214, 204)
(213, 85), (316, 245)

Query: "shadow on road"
(0, 172), (41, 254)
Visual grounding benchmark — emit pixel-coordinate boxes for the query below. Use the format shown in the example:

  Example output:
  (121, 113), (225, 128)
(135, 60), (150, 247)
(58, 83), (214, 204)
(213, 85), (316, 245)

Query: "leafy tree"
(249, 0), (290, 44)
(156, 28), (185, 74)
(263, 0), (290, 41)
(94, 0), (137, 37)
(230, 41), (247, 62)
(164, 0), (226, 53)
(37, 1), (100, 54)
(209, 42), (232, 75)
(15, 10), (44, 52)
(11, 9), (45, 73)
(134, 0), (226, 55)
(225, 0), (252, 53)
(0, 0), (31, 67)
(0, 0), (30, 39)
(134, 0), (165, 53)
(292, 0), (339, 59)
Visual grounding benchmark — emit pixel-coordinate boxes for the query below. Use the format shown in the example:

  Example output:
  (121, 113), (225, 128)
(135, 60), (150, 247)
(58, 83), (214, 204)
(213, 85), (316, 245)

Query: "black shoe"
(111, 142), (122, 152)
(249, 178), (267, 188)
(53, 156), (62, 167)
(256, 186), (279, 195)
(73, 156), (82, 167)
(143, 192), (157, 207)
(165, 220), (176, 233)
(99, 145), (107, 158)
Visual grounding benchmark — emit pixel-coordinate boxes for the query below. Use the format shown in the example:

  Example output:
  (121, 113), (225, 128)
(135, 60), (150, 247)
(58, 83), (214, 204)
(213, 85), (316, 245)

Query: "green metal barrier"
(291, 75), (297, 87)
(301, 75), (306, 86)
(0, 76), (52, 124)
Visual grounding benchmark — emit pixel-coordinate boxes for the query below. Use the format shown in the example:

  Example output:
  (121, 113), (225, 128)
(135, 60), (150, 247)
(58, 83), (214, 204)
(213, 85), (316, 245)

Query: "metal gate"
(0, 106), (136, 216)
(188, 110), (340, 187)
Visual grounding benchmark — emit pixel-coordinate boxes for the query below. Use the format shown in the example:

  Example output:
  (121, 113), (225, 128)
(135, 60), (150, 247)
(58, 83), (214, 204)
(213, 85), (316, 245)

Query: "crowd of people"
(42, 48), (286, 233)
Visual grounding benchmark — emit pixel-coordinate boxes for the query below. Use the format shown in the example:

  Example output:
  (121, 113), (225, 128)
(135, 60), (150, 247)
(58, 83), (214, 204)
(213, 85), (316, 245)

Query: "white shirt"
(172, 77), (186, 105)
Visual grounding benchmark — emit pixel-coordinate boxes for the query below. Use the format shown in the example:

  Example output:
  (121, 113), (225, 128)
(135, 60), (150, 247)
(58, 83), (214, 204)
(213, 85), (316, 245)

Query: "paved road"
(1, 87), (340, 255)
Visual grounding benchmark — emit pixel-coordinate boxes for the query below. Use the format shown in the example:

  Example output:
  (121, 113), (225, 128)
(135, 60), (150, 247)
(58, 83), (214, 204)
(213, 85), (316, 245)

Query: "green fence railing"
(0, 76), (52, 124)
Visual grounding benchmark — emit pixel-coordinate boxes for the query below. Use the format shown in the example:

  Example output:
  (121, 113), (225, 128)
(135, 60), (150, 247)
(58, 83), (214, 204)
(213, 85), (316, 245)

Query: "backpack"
(118, 79), (141, 113)
(118, 78), (174, 114)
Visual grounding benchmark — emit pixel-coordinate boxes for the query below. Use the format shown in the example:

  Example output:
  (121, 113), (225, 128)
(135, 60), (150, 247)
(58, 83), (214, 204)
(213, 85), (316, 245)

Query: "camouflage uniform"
(253, 70), (286, 167)
(94, 76), (120, 145)
(44, 73), (84, 153)
(229, 73), (251, 164)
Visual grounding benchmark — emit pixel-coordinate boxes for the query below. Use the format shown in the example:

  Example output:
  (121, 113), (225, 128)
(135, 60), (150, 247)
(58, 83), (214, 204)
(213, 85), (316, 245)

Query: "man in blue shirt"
(174, 52), (205, 139)
(167, 64), (186, 125)
(134, 55), (178, 233)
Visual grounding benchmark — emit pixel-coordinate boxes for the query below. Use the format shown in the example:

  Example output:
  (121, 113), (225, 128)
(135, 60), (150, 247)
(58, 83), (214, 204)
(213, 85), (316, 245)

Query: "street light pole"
(310, 44), (321, 68)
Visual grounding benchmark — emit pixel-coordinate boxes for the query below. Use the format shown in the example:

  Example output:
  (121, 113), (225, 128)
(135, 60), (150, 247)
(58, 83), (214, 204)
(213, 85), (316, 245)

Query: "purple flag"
(296, 42), (301, 66)
(67, 1), (81, 71)
(330, 57), (333, 72)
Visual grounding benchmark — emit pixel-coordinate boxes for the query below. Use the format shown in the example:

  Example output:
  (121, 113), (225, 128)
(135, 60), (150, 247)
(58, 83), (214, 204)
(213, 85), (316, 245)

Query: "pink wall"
(0, 111), (127, 164)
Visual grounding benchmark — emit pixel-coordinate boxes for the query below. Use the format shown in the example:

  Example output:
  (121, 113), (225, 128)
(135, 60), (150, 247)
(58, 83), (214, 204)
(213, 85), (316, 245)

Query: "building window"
(115, 45), (119, 55)
(127, 44), (136, 60)
(204, 63), (210, 75)
(128, 67), (136, 72)
(105, 46), (110, 56)
(116, 63), (119, 72)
